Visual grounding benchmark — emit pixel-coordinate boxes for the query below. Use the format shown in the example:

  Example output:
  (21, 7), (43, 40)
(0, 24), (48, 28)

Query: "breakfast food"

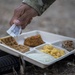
(10, 45), (29, 53)
(24, 35), (44, 47)
(0, 36), (29, 53)
(62, 40), (75, 51)
(0, 36), (18, 46)
(41, 45), (65, 58)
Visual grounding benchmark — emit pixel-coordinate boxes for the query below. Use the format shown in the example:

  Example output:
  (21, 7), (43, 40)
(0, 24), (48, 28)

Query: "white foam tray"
(0, 30), (75, 68)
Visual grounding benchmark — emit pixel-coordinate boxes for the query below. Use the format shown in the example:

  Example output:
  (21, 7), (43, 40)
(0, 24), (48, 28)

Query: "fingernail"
(14, 20), (20, 25)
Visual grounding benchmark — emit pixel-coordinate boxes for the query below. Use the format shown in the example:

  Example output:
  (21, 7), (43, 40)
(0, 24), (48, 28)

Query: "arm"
(10, 0), (56, 29)
(22, 0), (56, 15)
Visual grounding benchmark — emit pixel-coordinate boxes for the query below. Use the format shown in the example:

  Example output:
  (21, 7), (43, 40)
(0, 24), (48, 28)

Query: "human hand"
(10, 3), (38, 29)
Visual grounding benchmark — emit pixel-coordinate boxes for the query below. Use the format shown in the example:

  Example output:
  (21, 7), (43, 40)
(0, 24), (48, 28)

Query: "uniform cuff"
(22, 0), (43, 15)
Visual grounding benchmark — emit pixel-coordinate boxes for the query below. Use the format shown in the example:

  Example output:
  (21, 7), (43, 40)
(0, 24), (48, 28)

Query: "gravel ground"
(0, 0), (75, 75)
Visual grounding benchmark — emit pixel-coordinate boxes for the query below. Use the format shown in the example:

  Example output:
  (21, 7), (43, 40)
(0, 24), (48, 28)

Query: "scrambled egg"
(41, 45), (65, 58)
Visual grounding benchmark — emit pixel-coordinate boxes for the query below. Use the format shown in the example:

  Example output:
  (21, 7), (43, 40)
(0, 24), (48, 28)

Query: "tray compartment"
(24, 50), (56, 66)
(24, 34), (45, 47)
(52, 40), (75, 52)
(35, 44), (69, 59)
(0, 44), (23, 57)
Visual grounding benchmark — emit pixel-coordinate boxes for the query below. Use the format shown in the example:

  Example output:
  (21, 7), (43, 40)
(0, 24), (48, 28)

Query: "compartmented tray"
(0, 30), (75, 68)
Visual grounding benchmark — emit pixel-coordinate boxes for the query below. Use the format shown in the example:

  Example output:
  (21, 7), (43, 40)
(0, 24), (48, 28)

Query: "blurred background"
(0, 0), (75, 38)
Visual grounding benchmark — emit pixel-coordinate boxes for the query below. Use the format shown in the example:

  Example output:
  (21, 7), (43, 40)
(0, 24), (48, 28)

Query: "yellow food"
(41, 45), (65, 58)
(43, 45), (53, 50)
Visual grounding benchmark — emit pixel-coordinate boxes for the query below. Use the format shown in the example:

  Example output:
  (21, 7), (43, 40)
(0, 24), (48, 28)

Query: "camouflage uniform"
(22, 0), (56, 15)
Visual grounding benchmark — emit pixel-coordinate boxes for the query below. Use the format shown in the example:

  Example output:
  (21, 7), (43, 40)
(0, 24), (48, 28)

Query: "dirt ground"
(0, 0), (75, 75)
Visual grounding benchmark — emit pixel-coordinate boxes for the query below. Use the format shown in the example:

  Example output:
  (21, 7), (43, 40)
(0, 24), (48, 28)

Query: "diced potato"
(60, 50), (65, 56)
(51, 48), (58, 54)
(56, 52), (61, 57)
(40, 45), (65, 58)
(54, 56), (59, 58)
(43, 45), (53, 50)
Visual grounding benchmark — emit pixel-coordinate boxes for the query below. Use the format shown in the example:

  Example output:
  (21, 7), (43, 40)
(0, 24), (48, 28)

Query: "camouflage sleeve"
(22, 0), (56, 15)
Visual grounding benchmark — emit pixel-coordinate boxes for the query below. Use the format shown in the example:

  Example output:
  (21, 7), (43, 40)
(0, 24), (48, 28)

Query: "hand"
(10, 3), (38, 29)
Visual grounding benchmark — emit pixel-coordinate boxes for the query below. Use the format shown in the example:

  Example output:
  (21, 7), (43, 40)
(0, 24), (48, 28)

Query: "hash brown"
(24, 34), (44, 47)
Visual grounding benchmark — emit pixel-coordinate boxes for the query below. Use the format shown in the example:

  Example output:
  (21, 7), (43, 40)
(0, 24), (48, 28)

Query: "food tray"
(0, 30), (75, 68)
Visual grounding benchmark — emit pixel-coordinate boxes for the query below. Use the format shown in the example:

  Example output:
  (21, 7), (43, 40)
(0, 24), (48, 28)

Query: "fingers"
(17, 9), (38, 29)
(10, 3), (38, 29)
(18, 11), (32, 29)
(10, 9), (32, 29)
(10, 4), (26, 25)
(21, 17), (32, 29)
(10, 9), (21, 25)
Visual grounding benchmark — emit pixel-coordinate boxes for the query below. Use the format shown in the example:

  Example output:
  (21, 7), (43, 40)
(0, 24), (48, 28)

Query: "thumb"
(13, 20), (21, 25)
